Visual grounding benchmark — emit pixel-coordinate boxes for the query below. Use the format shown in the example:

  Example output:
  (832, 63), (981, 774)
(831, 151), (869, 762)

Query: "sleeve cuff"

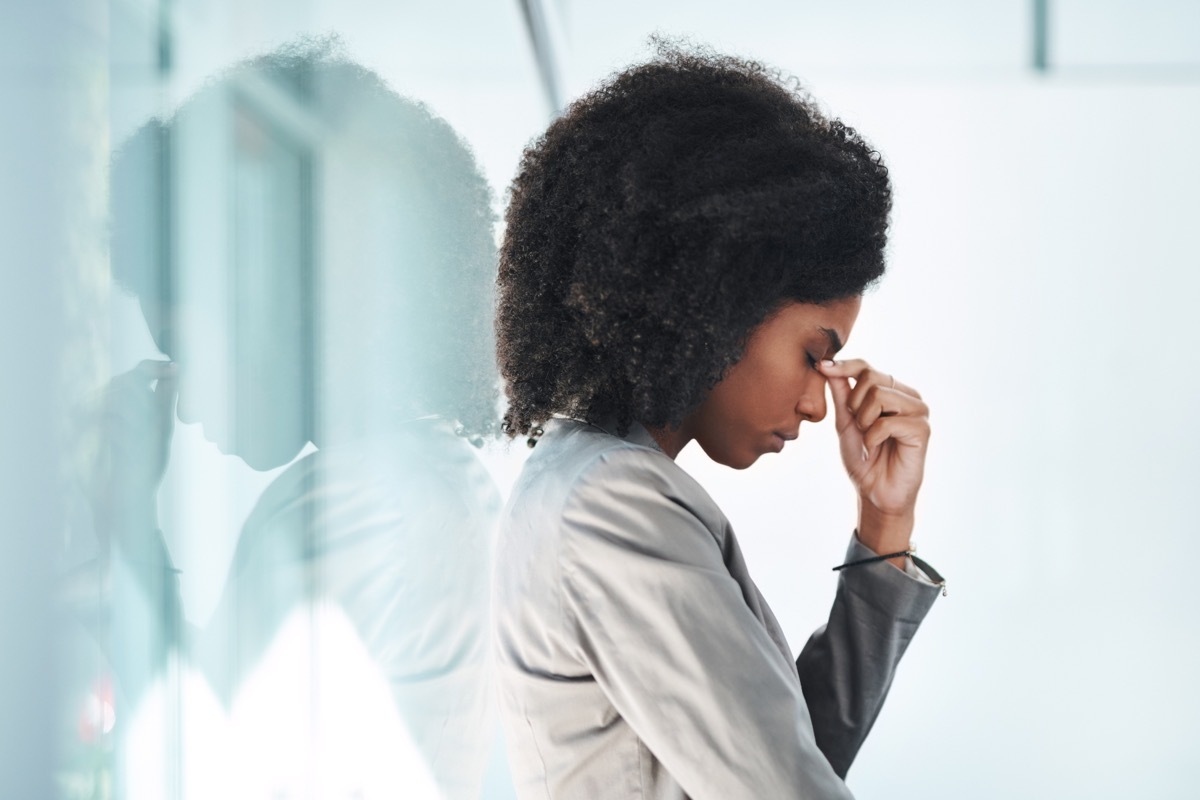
(903, 554), (931, 582)
(840, 531), (942, 623)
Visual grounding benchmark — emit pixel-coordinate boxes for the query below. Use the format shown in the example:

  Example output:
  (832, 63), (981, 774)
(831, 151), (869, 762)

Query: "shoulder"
(522, 419), (718, 512)
(494, 420), (742, 672)
(239, 424), (500, 565)
(510, 419), (731, 568)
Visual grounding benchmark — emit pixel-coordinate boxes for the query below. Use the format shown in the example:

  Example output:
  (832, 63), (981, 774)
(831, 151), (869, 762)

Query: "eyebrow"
(818, 327), (844, 356)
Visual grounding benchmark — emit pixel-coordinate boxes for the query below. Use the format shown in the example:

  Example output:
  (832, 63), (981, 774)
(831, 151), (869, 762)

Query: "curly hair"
(496, 43), (892, 440)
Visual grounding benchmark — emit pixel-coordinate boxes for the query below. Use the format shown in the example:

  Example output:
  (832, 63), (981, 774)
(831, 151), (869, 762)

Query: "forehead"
(766, 296), (861, 346)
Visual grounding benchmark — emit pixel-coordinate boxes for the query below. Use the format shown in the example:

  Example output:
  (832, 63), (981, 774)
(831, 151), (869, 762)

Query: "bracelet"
(833, 547), (948, 597)
(832, 550), (911, 571)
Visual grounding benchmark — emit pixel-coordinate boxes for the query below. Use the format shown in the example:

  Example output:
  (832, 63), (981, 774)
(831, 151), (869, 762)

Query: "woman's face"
(683, 296), (862, 469)
(143, 295), (311, 473)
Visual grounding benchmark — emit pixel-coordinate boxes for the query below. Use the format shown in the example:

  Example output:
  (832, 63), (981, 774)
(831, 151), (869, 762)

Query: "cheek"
(693, 389), (767, 460)
(702, 362), (786, 426)
(737, 362), (805, 418)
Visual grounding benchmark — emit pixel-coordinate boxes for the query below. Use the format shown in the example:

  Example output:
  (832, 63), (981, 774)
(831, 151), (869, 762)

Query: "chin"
(724, 455), (760, 470)
(698, 440), (760, 470)
(237, 439), (309, 472)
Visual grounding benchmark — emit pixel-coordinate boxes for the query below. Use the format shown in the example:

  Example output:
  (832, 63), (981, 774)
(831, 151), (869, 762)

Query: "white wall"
(682, 81), (1200, 799)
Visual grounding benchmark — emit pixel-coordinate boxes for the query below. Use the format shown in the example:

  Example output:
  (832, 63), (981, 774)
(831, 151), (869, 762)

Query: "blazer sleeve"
(556, 447), (856, 800)
(797, 534), (940, 778)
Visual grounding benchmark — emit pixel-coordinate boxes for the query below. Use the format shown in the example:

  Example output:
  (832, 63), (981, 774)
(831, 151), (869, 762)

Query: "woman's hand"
(83, 359), (178, 552)
(816, 358), (930, 557)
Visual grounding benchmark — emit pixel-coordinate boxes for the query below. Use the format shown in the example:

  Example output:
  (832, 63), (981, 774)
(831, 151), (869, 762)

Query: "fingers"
(95, 360), (178, 457)
(819, 358), (922, 401)
(104, 359), (175, 400)
(817, 358), (928, 434)
(153, 367), (179, 425)
(861, 414), (930, 452)
(136, 359), (176, 386)
(854, 385), (928, 433)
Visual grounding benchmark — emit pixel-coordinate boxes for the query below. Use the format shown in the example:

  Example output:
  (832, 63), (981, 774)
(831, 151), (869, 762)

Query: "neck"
(645, 422), (692, 460)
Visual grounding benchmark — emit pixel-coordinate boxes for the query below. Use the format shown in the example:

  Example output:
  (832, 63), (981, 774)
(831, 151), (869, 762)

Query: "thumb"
(151, 360), (177, 401)
(821, 361), (853, 432)
(153, 367), (178, 426)
(133, 358), (174, 384)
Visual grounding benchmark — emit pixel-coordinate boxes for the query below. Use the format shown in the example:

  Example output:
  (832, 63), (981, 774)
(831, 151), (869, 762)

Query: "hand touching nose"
(816, 358), (930, 519)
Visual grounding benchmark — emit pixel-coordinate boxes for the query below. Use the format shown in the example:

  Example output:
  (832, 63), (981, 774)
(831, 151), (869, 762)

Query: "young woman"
(493, 45), (944, 799)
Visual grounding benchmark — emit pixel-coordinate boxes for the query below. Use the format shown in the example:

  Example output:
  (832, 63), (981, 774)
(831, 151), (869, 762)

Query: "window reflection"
(79, 40), (502, 799)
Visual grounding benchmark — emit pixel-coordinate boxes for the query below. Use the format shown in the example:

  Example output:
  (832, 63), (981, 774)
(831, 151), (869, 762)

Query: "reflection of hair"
(497, 43), (892, 438)
(110, 38), (500, 439)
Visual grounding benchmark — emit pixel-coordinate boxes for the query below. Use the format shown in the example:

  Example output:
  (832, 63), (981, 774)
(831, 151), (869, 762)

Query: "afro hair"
(497, 42), (892, 440)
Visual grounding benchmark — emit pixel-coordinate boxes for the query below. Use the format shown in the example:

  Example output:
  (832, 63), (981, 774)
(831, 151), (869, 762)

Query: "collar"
(551, 415), (665, 454)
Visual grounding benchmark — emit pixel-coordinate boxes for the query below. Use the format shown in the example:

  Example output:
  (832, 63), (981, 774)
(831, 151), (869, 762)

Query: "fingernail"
(821, 359), (836, 368)
(861, 444), (869, 461)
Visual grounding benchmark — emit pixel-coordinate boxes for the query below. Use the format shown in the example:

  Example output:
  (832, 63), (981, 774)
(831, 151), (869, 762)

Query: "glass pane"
(59, 2), (546, 797)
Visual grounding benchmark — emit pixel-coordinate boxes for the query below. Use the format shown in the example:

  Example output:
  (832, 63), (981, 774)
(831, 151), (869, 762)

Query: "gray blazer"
(492, 418), (940, 799)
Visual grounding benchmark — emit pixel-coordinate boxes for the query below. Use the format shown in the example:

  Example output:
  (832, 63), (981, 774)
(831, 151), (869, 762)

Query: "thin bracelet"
(833, 549), (948, 597)
(832, 550), (911, 571)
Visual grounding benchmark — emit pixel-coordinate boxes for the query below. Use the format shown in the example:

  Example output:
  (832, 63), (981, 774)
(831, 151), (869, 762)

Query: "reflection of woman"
(96, 41), (501, 798)
(493, 46), (945, 798)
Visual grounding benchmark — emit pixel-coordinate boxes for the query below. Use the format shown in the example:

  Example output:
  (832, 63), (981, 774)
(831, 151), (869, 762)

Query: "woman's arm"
(796, 532), (940, 777)
(796, 359), (942, 775)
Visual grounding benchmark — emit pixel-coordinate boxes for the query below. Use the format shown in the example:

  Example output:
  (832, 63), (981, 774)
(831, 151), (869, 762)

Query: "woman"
(493, 44), (944, 799)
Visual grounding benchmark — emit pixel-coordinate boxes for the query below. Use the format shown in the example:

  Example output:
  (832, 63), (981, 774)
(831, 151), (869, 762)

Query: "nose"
(797, 374), (828, 423)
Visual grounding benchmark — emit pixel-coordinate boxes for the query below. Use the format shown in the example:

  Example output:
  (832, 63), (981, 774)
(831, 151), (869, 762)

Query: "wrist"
(856, 500), (915, 569)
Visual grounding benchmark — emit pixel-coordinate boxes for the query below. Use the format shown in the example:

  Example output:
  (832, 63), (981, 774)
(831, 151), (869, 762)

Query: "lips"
(768, 429), (798, 453)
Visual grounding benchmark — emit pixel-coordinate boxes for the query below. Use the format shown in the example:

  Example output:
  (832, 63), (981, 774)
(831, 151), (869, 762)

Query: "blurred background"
(2, 1), (1198, 798)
